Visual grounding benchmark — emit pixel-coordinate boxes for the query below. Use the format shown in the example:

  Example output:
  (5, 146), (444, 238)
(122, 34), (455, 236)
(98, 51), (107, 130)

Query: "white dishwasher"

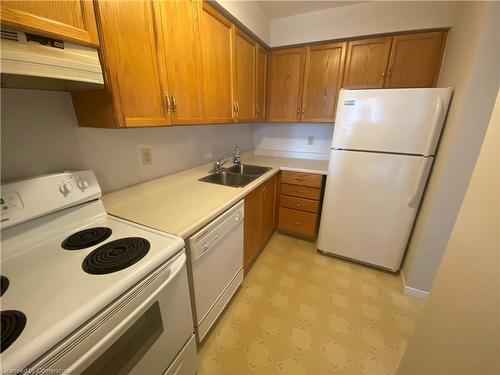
(187, 200), (244, 342)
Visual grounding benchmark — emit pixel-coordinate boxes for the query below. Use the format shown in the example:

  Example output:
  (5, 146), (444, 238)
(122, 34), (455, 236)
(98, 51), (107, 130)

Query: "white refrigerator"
(317, 88), (453, 271)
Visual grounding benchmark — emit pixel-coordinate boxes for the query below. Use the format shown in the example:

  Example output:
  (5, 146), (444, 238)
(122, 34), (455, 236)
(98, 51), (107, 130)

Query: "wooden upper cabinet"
(200, 3), (234, 124)
(268, 47), (305, 122)
(234, 29), (256, 123)
(0, 0), (99, 46)
(158, 0), (205, 124)
(384, 31), (446, 88)
(301, 42), (346, 122)
(255, 45), (268, 122)
(94, 0), (169, 127)
(343, 37), (392, 89)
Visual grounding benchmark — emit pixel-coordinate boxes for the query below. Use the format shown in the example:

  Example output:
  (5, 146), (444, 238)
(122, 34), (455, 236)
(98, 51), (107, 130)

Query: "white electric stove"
(0, 171), (198, 374)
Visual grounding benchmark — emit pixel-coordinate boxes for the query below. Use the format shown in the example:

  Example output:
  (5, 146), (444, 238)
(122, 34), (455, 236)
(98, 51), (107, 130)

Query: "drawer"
(278, 207), (317, 237)
(281, 183), (321, 200)
(281, 171), (323, 188)
(280, 195), (319, 213)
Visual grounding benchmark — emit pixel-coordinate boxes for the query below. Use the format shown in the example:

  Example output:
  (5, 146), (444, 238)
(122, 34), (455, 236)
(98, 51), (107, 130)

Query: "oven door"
(31, 251), (196, 375)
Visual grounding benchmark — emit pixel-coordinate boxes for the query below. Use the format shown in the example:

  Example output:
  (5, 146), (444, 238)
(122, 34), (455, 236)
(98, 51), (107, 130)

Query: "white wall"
(215, 0), (271, 45)
(270, 1), (459, 46)
(253, 123), (333, 160)
(402, 1), (500, 293)
(1, 89), (254, 193)
(397, 88), (499, 375)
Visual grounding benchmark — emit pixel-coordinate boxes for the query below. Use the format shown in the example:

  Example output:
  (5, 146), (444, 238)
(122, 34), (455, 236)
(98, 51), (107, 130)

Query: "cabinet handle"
(171, 96), (177, 113)
(295, 203), (302, 207)
(165, 93), (171, 114)
(233, 102), (237, 116)
(387, 68), (392, 77)
(301, 108), (305, 114)
(381, 71), (386, 78)
(236, 101), (240, 113)
(256, 104), (260, 114)
(293, 221), (300, 225)
(295, 177), (305, 182)
(296, 190), (304, 194)
(297, 108), (300, 114)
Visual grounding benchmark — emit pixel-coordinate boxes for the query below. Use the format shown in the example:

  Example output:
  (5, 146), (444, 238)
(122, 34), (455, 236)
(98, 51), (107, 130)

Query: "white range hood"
(0, 29), (104, 91)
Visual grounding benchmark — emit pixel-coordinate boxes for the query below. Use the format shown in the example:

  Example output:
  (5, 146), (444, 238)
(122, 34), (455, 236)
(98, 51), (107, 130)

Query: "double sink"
(199, 164), (272, 188)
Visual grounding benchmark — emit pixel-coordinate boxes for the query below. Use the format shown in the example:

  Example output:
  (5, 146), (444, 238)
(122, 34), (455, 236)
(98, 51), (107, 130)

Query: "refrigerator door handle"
(407, 158), (433, 208)
(424, 96), (443, 156)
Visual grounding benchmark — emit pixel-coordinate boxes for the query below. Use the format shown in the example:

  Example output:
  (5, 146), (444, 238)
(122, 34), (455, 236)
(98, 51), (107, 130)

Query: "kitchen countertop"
(103, 152), (329, 239)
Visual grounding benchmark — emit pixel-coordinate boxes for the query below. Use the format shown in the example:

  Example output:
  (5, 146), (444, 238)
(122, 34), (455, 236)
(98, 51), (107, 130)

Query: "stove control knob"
(59, 182), (73, 195)
(77, 178), (90, 191)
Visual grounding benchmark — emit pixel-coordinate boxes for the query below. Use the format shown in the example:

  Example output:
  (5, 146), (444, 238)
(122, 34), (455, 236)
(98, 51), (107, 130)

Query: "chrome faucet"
(211, 146), (241, 173)
(233, 146), (241, 165)
(212, 155), (232, 173)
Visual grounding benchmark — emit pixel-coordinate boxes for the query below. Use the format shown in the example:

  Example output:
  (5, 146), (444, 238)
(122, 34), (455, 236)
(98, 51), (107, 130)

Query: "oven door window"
(82, 302), (164, 375)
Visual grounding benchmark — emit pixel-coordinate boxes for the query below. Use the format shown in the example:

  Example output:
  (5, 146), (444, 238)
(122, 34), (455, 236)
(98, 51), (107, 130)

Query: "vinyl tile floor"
(197, 233), (425, 375)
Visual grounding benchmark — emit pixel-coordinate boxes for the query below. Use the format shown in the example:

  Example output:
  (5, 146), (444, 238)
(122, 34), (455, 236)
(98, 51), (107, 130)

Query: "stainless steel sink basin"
(225, 164), (272, 176)
(199, 164), (272, 187)
(199, 171), (257, 187)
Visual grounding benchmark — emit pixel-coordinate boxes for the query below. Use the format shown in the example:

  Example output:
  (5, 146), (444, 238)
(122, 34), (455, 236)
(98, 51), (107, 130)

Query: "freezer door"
(317, 150), (433, 271)
(333, 88), (452, 155)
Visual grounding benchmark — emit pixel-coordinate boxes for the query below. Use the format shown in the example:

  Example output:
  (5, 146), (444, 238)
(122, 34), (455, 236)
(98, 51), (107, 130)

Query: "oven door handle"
(68, 252), (187, 374)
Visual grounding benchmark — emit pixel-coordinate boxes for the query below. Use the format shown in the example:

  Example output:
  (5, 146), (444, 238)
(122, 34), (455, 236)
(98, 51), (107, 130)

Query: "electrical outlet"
(307, 136), (314, 145)
(141, 148), (152, 165)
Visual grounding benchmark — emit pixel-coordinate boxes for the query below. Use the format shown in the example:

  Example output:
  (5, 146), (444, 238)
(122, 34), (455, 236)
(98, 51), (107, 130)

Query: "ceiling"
(256, 1), (366, 20)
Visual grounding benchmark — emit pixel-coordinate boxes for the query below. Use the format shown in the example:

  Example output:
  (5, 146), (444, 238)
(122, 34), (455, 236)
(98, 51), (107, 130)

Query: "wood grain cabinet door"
(261, 175), (277, 245)
(268, 47), (306, 122)
(301, 42), (346, 122)
(200, 3), (234, 124)
(244, 187), (262, 271)
(343, 37), (392, 89)
(158, 0), (205, 125)
(255, 45), (268, 122)
(96, 0), (170, 127)
(0, 0), (99, 46)
(234, 29), (256, 123)
(384, 31), (446, 88)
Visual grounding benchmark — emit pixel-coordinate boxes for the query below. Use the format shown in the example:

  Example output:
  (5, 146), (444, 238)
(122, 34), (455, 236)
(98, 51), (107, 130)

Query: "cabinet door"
(301, 42), (346, 122)
(244, 187), (262, 271)
(200, 3), (234, 124)
(255, 45), (268, 122)
(0, 0), (98, 46)
(268, 47), (305, 122)
(96, 0), (170, 127)
(343, 37), (392, 89)
(384, 31), (446, 88)
(234, 29), (256, 123)
(159, 0), (205, 125)
(261, 175), (277, 245)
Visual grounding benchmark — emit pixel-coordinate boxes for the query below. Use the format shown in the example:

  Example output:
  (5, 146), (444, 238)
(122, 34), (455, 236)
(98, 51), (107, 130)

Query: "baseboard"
(401, 270), (429, 299)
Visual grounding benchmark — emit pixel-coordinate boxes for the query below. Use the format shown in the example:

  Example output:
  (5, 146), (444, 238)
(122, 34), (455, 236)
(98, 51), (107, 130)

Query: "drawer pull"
(296, 190), (304, 194)
(293, 221), (300, 225)
(295, 204), (302, 207)
(295, 178), (305, 182)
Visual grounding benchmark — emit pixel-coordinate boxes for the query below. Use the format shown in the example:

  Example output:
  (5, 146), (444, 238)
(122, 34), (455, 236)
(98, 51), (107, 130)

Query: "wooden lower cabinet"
(243, 174), (278, 272)
(280, 183), (321, 200)
(278, 171), (324, 239)
(279, 207), (317, 237)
